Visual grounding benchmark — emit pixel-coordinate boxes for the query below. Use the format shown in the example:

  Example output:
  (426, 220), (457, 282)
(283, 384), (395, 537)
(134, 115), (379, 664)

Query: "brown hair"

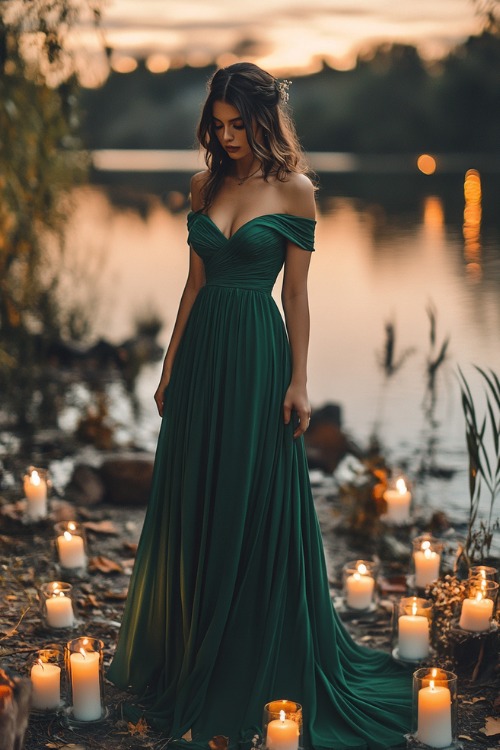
(196, 62), (310, 210)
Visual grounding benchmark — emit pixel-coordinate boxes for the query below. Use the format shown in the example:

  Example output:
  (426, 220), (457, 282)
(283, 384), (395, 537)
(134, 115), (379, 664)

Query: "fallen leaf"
(128, 717), (149, 736)
(123, 541), (138, 555)
(481, 716), (500, 737)
(88, 556), (124, 574)
(472, 696), (487, 703)
(182, 729), (193, 741)
(103, 589), (128, 601)
(83, 520), (118, 535)
(458, 736), (475, 742)
(209, 736), (229, 750)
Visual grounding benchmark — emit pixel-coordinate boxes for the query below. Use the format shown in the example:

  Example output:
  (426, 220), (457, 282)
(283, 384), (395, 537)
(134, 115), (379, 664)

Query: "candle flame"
(475, 591), (484, 602)
(36, 659), (44, 670)
(412, 602), (418, 616)
(431, 668), (437, 678)
(479, 569), (486, 579)
(63, 531), (73, 541)
(30, 470), (41, 486)
(353, 572), (361, 581)
(279, 710), (286, 723)
(58, 591), (65, 598)
(68, 522), (77, 532)
(79, 648), (87, 659)
(357, 563), (367, 575)
(429, 679), (435, 690)
(424, 548), (432, 559)
(396, 478), (407, 494)
(421, 540), (431, 551)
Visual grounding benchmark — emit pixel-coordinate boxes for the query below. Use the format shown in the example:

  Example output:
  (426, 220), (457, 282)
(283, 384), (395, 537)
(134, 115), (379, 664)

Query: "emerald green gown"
(107, 212), (412, 750)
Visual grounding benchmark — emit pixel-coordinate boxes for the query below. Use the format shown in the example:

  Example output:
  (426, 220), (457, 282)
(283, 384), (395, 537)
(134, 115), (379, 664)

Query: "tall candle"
(417, 680), (452, 748)
(267, 710), (299, 750)
(459, 592), (493, 632)
(57, 530), (86, 569)
(70, 648), (101, 721)
(24, 469), (48, 520)
(46, 590), (75, 628)
(346, 564), (375, 610)
(383, 478), (411, 523)
(30, 661), (61, 710)
(414, 542), (440, 588)
(398, 602), (430, 661)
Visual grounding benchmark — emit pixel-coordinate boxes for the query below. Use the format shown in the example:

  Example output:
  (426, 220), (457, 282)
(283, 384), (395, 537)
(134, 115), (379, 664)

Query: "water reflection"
(63, 182), (500, 524)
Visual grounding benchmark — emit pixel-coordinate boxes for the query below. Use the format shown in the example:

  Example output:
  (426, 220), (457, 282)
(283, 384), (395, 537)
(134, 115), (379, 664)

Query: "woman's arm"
(281, 174), (316, 437)
(154, 173), (207, 416)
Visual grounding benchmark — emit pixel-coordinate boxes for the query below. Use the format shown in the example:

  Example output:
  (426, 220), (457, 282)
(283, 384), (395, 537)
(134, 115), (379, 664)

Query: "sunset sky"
(93, 0), (484, 74)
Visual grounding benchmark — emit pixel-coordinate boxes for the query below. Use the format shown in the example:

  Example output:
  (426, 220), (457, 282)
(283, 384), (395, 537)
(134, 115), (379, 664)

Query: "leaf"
(480, 716), (500, 737)
(458, 736), (475, 742)
(103, 588), (128, 601)
(128, 717), (149, 736)
(88, 556), (123, 574)
(182, 729), (193, 741)
(209, 736), (230, 750)
(83, 520), (119, 535)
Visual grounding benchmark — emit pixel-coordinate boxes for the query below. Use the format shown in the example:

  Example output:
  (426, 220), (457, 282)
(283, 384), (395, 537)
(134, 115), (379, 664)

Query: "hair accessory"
(276, 78), (292, 104)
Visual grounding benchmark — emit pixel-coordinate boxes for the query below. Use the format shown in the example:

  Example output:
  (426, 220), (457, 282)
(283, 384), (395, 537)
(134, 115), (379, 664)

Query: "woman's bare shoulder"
(280, 172), (316, 220)
(190, 170), (210, 211)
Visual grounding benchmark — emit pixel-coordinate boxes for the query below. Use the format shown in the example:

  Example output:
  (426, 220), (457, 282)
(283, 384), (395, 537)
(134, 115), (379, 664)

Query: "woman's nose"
(223, 127), (234, 142)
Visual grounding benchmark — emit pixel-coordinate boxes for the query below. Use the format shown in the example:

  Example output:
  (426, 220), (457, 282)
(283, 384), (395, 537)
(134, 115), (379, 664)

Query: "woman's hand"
(154, 374), (170, 417)
(283, 382), (311, 438)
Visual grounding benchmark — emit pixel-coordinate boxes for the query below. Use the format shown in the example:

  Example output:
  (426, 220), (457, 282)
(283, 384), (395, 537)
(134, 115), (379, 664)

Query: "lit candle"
(414, 541), (440, 588)
(24, 469), (48, 520)
(383, 477), (411, 523)
(346, 563), (375, 610)
(57, 527), (86, 570)
(398, 600), (429, 661)
(417, 679), (452, 748)
(30, 660), (61, 710)
(267, 710), (299, 750)
(46, 587), (75, 628)
(459, 592), (493, 632)
(70, 646), (102, 721)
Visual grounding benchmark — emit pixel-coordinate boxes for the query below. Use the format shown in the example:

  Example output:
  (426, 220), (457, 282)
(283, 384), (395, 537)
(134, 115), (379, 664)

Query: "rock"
(65, 464), (106, 506)
(304, 403), (356, 474)
(99, 453), (154, 506)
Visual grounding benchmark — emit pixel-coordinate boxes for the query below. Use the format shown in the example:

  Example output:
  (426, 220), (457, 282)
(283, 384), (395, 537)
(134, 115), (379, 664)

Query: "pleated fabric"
(107, 212), (412, 750)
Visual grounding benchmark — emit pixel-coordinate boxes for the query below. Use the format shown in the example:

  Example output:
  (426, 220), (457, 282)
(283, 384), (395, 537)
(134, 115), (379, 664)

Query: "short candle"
(459, 592), (493, 632)
(398, 600), (429, 661)
(30, 660), (61, 710)
(383, 477), (411, 523)
(346, 564), (375, 610)
(414, 541), (440, 588)
(417, 679), (452, 749)
(46, 587), (75, 628)
(267, 709), (299, 750)
(57, 527), (86, 570)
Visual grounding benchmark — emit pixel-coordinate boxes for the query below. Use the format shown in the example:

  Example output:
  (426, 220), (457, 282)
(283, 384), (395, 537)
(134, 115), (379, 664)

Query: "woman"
(108, 62), (412, 750)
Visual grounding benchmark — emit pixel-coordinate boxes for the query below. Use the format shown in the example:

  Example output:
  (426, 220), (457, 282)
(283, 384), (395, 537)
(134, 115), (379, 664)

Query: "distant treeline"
(80, 30), (500, 155)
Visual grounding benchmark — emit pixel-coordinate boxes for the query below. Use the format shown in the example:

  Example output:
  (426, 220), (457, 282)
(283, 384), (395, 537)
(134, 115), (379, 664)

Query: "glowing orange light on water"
(463, 169), (482, 279)
(417, 154), (436, 175)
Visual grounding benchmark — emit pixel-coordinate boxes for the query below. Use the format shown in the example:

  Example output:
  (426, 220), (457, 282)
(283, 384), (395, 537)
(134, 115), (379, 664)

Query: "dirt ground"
(0, 489), (499, 750)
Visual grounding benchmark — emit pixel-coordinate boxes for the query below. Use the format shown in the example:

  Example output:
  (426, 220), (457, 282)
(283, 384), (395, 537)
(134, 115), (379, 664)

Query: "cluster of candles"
(30, 638), (104, 721)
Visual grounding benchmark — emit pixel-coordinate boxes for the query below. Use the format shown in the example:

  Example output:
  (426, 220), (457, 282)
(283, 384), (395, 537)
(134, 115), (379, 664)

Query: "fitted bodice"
(187, 212), (315, 293)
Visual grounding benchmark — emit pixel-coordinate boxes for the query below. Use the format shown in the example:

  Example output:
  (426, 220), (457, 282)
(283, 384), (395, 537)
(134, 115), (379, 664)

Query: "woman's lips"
(225, 146), (239, 153)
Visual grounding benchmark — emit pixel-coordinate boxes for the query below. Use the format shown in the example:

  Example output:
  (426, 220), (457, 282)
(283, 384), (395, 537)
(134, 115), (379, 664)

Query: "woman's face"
(212, 100), (256, 161)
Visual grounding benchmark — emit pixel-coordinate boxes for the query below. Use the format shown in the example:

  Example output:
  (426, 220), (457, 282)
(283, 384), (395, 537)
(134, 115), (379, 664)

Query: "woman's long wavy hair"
(196, 62), (310, 211)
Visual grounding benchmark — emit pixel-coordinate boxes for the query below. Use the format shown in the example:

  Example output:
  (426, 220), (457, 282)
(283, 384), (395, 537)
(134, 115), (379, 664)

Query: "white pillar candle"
(398, 602), (430, 660)
(46, 590), (75, 628)
(30, 661), (61, 710)
(24, 469), (48, 520)
(383, 478), (411, 523)
(459, 593), (493, 632)
(70, 649), (102, 721)
(346, 566), (375, 610)
(414, 543), (440, 588)
(417, 680), (452, 748)
(57, 531), (86, 569)
(267, 710), (299, 750)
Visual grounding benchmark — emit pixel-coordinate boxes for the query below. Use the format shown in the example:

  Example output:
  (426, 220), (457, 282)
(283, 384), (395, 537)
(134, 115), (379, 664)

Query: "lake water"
(61, 163), (500, 533)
